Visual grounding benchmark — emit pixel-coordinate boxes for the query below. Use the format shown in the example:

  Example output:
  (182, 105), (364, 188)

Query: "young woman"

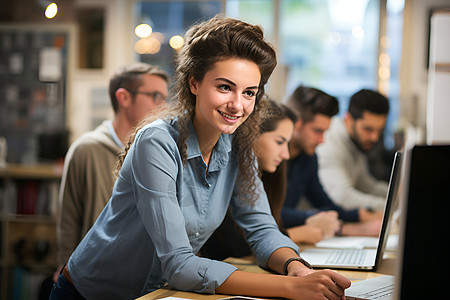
(50, 15), (350, 300)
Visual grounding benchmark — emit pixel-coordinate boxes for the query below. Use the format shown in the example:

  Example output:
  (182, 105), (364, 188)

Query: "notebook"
(345, 275), (395, 300)
(300, 151), (402, 271)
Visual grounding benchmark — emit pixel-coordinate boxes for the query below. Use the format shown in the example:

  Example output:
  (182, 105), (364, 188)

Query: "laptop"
(300, 151), (402, 271)
(345, 275), (395, 300)
(394, 145), (450, 300)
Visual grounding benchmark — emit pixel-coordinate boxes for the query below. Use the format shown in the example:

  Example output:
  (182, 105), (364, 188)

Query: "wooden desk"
(138, 250), (396, 300)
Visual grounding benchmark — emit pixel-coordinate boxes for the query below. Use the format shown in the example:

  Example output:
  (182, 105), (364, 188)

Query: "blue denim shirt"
(67, 119), (299, 300)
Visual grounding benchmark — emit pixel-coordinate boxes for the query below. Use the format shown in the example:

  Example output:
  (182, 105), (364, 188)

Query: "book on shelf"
(12, 266), (46, 300)
(1, 180), (58, 216)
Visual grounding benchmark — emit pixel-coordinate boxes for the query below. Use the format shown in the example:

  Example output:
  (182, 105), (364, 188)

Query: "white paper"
(9, 53), (24, 74)
(315, 234), (398, 250)
(315, 236), (377, 249)
(39, 47), (62, 82)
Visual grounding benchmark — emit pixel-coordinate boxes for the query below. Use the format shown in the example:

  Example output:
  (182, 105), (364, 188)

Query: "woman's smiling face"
(190, 58), (261, 135)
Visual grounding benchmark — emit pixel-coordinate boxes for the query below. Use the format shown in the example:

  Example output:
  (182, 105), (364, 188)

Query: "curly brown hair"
(116, 15), (277, 204)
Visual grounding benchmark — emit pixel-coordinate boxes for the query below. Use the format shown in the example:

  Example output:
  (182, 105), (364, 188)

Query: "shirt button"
(195, 232), (200, 237)
(201, 209), (206, 214)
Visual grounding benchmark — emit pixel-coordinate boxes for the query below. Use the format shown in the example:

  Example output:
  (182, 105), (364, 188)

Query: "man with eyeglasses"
(316, 89), (390, 212)
(55, 63), (169, 281)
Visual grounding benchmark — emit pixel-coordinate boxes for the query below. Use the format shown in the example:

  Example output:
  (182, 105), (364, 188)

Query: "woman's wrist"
(283, 257), (313, 275)
(286, 260), (305, 275)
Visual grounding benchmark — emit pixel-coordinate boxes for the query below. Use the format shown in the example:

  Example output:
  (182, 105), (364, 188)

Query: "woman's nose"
(228, 93), (243, 112)
(281, 144), (290, 160)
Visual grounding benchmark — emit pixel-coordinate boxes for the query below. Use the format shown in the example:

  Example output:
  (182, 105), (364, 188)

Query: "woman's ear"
(188, 76), (198, 95)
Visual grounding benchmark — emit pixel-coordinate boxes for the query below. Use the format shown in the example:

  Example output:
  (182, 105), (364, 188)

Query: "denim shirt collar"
(186, 121), (233, 172)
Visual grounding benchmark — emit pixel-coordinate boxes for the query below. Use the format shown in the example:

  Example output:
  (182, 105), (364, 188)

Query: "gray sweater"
(316, 118), (388, 210)
(57, 120), (122, 264)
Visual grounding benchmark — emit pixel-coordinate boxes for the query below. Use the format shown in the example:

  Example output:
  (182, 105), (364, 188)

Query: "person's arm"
(57, 144), (86, 266)
(317, 146), (386, 210)
(217, 244), (351, 299)
(308, 172), (383, 237)
(282, 161), (314, 228)
(320, 165), (386, 210)
(55, 143), (88, 282)
(216, 268), (351, 300)
(359, 208), (384, 222)
(341, 219), (382, 237)
(230, 174), (306, 271)
(354, 160), (389, 198)
(281, 207), (314, 228)
(306, 156), (360, 222)
(267, 247), (313, 276)
(286, 225), (323, 244)
(304, 211), (341, 239)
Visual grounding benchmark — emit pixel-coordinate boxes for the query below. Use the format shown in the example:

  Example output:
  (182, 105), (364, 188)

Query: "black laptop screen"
(398, 145), (450, 299)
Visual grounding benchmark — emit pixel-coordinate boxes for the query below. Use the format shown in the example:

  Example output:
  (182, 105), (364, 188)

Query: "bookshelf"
(0, 25), (70, 165)
(0, 163), (62, 300)
(0, 23), (72, 299)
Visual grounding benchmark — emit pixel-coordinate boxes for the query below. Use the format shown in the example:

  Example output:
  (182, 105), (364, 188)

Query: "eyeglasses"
(124, 89), (167, 103)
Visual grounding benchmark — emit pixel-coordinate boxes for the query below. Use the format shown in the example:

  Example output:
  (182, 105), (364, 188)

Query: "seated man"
(284, 86), (381, 236)
(316, 88), (390, 211)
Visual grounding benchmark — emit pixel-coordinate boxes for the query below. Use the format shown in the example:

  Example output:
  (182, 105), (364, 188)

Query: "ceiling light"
(45, 3), (58, 19)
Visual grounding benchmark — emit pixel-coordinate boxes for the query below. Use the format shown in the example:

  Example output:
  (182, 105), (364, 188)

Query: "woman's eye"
(276, 138), (288, 145)
(218, 84), (231, 91)
(243, 90), (256, 97)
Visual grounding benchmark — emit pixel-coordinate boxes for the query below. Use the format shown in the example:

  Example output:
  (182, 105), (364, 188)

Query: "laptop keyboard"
(358, 284), (395, 299)
(325, 249), (367, 265)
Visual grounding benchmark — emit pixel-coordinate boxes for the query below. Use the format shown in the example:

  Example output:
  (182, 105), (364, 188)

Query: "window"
(280, 0), (380, 109)
(134, 1), (222, 77)
(134, 0), (403, 148)
(225, 0), (274, 39)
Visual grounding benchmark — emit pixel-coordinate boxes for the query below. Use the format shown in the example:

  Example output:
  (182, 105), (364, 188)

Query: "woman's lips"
(218, 110), (241, 123)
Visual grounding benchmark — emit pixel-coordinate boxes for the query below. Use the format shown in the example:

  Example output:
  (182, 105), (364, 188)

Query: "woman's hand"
(286, 270), (351, 300)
